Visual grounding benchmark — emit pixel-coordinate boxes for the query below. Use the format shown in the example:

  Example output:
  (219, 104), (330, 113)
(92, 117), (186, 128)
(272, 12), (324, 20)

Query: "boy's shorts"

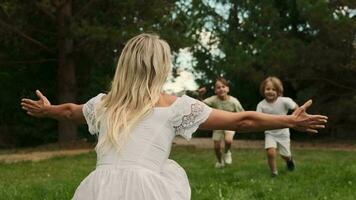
(212, 130), (235, 141)
(265, 134), (291, 157)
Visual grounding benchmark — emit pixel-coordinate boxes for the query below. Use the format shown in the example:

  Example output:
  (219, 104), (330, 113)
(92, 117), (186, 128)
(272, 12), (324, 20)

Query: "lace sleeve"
(170, 95), (212, 140)
(82, 93), (105, 135)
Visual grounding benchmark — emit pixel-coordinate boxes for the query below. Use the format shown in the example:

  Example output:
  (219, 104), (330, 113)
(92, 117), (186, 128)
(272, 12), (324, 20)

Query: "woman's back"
(97, 101), (177, 170)
(73, 93), (212, 200)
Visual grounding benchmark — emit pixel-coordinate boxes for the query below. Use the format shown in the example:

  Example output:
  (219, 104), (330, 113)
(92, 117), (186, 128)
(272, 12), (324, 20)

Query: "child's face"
(264, 81), (278, 102)
(214, 81), (229, 98)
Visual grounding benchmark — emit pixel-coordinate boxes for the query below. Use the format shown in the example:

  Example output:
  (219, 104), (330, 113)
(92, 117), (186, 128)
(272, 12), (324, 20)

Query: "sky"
(162, 0), (230, 94)
(163, 2), (356, 94)
(162, 30), (221, 94)
(163, 48), (198, 94)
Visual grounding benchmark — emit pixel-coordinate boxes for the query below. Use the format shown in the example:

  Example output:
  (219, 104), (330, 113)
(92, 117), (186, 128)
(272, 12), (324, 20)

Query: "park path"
(1, 138), (356, 163)
(173, 138), (356, 151)
(0, 149), (92, 164)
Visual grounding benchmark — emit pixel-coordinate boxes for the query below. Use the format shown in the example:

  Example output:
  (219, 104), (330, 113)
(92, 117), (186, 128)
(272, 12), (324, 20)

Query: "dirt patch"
(1, 138), (356, 163)
(0, 149), (93, 164)
(173, 138), (356, 151)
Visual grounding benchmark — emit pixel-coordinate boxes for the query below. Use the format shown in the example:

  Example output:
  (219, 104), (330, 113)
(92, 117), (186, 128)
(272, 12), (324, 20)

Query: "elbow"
(235, 120), (254, 132)
(63, 104), (76, 120)
(234, 112), (255, 132)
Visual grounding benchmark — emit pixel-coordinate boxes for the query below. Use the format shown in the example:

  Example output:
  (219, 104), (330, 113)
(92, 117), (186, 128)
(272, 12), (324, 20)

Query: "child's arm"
(21, 90), (86, 124)
(286, 97), (299, 111)
(256, 102), (262, 112)
(197, 87), (207, 100)
(202, 95), (213, 106)
(234, 99), (244, 112)
(200, 100), (327, 133)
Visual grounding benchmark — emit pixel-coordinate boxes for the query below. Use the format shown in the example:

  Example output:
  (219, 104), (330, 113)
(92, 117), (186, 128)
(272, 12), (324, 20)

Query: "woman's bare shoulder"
(156, 93), (178, 107)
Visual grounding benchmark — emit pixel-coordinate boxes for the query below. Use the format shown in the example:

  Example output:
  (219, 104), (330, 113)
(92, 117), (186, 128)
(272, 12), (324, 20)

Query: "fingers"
(301, 100), (313, 110)
(20, 90), (48, 117)
(26, 111), (42, 118)
(36, 90), (45, 100)
(292, 108), (299, 116)
(21, 98), (37, 105)
(21, 103), (38, 111)
(312, 114), (328, 120)
(295, 113), (328, 133)
(306, 129), (318, 134)
(304, 118), (327, 133)
(311, 115), (328, 124)
(22, 104), (42, 117)
(26, 111), (36, 117)
(21, 98), (42, 113)
(36, 90), (51, 105)
(21, 103), (37, 112)
(310, 124), (325, 129)
(310, 120), (327, 125)
(21, 100), (39, 111)
(21, 104), (36, 115)
(294, 100), (312, 116)
(307, 116), (327, 130)
(293, 105), (305, 116)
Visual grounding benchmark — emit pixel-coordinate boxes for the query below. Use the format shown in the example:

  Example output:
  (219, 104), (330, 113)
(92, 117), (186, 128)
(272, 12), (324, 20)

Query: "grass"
(0, 147), (355, 200)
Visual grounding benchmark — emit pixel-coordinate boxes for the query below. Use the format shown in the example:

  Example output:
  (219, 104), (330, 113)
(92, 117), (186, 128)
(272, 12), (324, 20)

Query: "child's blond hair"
(215, 77), (229, 87)
(260, 76), (284, 97)
(95, 33), (172, 153)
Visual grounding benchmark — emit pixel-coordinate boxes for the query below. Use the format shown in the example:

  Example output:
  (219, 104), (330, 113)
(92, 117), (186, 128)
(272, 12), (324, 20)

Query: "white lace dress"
(72, 94), (212, 200)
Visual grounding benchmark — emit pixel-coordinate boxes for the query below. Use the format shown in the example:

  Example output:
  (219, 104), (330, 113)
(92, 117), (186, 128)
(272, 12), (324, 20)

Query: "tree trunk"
(56, 0), (77, 143)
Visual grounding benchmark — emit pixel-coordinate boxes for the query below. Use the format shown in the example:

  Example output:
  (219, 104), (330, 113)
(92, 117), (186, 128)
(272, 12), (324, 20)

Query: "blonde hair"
(95, 33), (172, 153)
(215, 77), (229, 87)
(259, 76), (284, 97)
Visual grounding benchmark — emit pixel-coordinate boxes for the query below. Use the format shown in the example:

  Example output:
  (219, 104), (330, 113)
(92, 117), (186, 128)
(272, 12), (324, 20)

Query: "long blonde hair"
(95, 33), (172, 153)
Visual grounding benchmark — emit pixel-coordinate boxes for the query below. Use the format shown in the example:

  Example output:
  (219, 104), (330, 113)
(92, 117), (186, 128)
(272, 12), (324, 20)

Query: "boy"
(203, 77), (244, 168)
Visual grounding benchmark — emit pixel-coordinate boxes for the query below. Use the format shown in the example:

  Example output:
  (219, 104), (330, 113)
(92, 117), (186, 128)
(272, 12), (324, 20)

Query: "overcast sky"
(163, 48), (198, 94)
(163, 3), (356, 94)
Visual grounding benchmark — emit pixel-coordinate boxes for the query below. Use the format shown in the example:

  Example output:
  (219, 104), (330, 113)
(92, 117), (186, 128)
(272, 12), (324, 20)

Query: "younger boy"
(203, 77), (244, 168)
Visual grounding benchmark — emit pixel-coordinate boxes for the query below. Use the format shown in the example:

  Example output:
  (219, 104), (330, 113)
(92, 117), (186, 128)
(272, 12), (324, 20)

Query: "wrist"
(287, 115), (297, 129)
(42, 105), (51, 117)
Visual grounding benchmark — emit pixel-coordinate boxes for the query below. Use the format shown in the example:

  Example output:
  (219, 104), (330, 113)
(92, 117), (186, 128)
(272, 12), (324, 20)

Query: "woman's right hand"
(21, 90), (51, 118)
(291, 100), (328, 133)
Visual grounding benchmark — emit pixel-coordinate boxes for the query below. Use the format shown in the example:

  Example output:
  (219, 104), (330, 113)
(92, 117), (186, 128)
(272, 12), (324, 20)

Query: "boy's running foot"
(286, 159), (295, 171)
(224, 151), (232, 165)
(215, 161), (225, 168)
(271, 171), (278, 177)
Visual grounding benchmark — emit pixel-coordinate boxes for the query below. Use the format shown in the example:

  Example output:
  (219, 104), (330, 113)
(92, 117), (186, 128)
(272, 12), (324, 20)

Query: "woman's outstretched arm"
(200, 100), (327, 133)
(21, 90), (86, 124)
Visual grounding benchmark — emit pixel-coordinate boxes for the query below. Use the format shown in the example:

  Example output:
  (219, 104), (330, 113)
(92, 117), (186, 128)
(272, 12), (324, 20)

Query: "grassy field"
(0, 147), (355, 200)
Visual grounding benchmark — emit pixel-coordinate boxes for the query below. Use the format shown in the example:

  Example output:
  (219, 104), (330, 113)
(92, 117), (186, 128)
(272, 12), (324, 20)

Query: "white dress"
(72, 94), (212, 200)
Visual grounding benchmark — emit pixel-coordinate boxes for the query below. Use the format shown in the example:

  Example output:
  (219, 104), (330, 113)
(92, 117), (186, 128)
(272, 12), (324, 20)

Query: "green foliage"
(0, 0), (355, 146)
(0, 0), (197, 146)
(0, 148), (355, 199)
(188, 0), (356, 137)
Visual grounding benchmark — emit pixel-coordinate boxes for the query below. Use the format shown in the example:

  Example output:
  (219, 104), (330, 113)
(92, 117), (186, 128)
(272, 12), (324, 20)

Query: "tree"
(0, 0), (197, 146)
(188, 0), (355, 138)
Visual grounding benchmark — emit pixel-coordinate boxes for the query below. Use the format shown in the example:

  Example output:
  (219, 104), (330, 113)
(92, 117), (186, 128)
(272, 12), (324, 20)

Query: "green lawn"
(0, 147), (355, 200)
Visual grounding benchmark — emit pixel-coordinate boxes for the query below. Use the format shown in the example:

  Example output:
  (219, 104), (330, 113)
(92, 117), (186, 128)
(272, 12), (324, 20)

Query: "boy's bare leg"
(281, 155), (292, 161)
(214, 140), (223, 163)
(224, 131), (234, 153)
(267, 148), (278, 174)
(282, 155), (295, 171)
(223, 131), (234, 164)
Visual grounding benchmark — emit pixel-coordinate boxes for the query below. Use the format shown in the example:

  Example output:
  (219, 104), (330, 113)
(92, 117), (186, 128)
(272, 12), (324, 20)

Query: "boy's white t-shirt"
(256, 97), (297, 138)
